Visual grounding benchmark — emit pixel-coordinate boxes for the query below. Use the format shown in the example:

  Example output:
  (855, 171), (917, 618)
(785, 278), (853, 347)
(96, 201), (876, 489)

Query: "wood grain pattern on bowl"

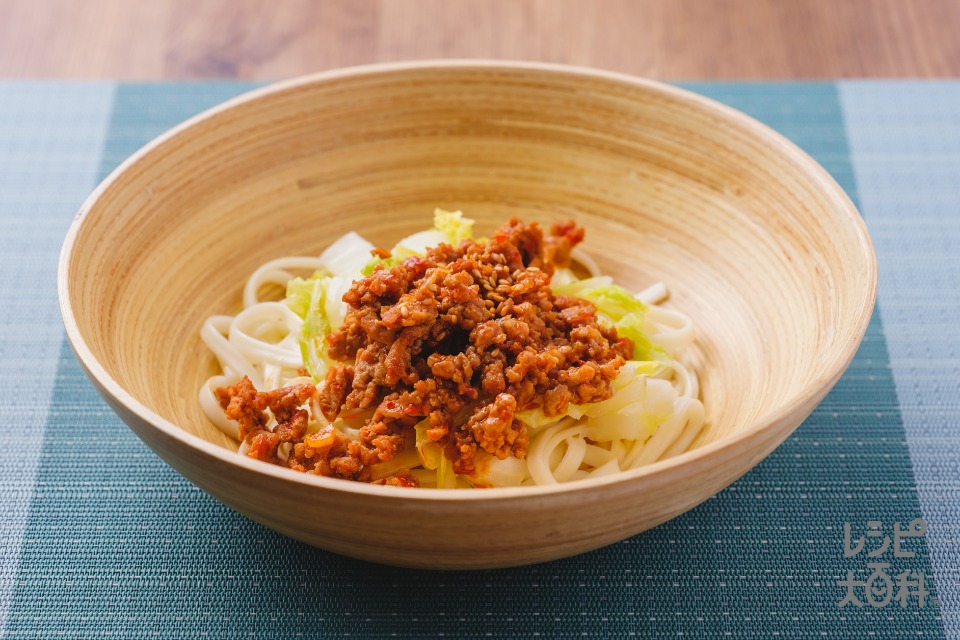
(58, 61), (876, 569)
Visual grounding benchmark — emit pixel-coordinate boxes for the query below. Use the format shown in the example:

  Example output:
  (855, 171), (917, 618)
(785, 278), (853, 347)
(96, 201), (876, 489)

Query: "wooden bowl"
(58, 61), (876, 569)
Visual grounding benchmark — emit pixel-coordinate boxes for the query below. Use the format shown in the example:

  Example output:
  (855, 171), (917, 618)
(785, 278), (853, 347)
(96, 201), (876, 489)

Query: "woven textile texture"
(0, 81), (954, 639)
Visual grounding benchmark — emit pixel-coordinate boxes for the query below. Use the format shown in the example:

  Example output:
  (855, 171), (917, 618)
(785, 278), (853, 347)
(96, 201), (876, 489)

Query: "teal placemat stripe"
(0, 82), (115, 634)
(1, 82), (946, 638)
(94, 82), (263, 176)
(840, 80), (960, 638)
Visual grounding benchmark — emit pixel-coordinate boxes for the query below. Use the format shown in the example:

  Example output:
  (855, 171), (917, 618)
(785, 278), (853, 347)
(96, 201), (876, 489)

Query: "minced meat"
(216, 218), (633, 484)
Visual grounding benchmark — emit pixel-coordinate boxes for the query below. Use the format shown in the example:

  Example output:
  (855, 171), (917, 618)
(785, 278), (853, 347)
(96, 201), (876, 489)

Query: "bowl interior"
(63, 64), (873, 471)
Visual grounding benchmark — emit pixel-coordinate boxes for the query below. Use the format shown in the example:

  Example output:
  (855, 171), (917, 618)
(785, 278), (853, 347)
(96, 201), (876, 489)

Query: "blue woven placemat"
(0, 80), (957, 639)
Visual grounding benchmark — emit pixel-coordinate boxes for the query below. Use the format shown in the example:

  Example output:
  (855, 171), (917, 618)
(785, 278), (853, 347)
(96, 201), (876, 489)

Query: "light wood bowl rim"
(58, 59), (877, 502)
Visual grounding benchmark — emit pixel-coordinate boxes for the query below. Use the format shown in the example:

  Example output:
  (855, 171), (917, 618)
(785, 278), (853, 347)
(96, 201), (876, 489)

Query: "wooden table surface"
(2, 0), (958, 79)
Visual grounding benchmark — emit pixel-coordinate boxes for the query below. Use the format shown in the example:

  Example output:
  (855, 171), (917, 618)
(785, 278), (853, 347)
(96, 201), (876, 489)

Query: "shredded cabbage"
(284, 271), (326, 317)
(285, 274), (334, 380)
(515, 403), (585, 430)
(362, 209), (477, 275)
(467, 451), (528, 488)
(554, 277), (666, 362)
(287, 232), (383, 378)
(414, 419), (459, 488)
(514, 360), (664, 438)
(582, 377), (677, 442)
(323, 276), (352, 330)
(554, 276), (644, 319)
(614, 313), (663, 362)
(433, 208), (475, 245)
(318, 231), (374, 278)
(360, 250), (411, 276)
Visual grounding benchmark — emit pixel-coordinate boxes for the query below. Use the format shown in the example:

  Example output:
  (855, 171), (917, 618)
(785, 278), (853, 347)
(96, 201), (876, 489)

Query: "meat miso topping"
(216, 218), (634, 485)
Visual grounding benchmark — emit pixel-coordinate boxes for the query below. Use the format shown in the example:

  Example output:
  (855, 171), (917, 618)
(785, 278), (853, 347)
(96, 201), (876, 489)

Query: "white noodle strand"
(637, 281), (668, 305)
(570, 247), (602, 277)
(243, 257), (325, 307)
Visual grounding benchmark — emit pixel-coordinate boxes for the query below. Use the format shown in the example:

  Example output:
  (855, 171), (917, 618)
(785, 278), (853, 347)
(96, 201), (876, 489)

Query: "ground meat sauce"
(216, 218), (634, 486)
